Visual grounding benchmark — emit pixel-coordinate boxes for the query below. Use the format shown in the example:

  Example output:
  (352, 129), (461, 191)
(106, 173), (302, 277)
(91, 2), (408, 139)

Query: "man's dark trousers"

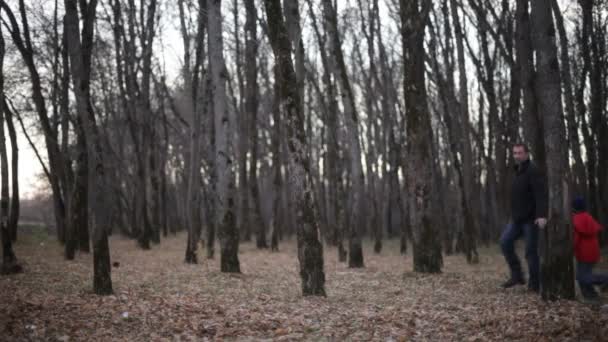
(500, 222), (539, 289)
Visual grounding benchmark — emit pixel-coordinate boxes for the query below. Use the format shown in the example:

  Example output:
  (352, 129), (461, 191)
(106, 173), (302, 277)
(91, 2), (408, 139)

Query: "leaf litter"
(1, 233), (606, 341)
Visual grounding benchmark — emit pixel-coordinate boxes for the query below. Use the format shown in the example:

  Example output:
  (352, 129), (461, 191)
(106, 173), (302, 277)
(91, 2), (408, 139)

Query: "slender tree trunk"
(244, 0), (266, 250)
(66, 117), (88, 260)
(0, 24), (21, 275)
(530, 0), (574, 301)
(205, 74), (217, 259)
(400, 0), (442, 273)
(585, 0), (608, 223)
(322, 0), (365, 268)
(552, 0), (586, 197)
(450, 0), (479, 264)
(209, 0), (240, 273)
(64, 0), (112, 295)
(4, 97), (19, 243)
(232, 0), (251, 245)
(270, 71), (282, 253)
(305, 0), (341, 255)
(265, 0), (326, 296)
(516, 0), (545, 170)
(184, 0), (207, 263)
(576, 0), (598, 220)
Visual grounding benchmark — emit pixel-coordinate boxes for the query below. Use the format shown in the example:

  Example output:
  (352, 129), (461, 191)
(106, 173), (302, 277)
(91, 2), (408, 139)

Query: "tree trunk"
(205, 74), (217, 259)
(270, 70), (282, 253)
(530, 0), (575, 301)
(450, 0), (479, 264)
(305, 0), (341, 253)
(516, 0), (545, 170)
(400, 0), (442, 273)
(64, 0), (112, 295)
(209, 0), (240, 273)
(64, 4), (88, 256)
(232, 0), (251, 245)
(552, 0), (586, 196)
(149, 122), (161, 244)
(184, 0), (207, 264)
(322, 0), (365, 268)
(4, 96), (19, 243)
(0, 24), (21, 275)
(265, 0), (326, 296)
(244, 0), (267, 250)
(66, 117), (88, 260)
(576, 0), (598, 221)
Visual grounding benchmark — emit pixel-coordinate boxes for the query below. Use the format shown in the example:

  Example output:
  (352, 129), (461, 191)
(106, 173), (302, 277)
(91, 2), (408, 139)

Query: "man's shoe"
(501, 277), (525, 288)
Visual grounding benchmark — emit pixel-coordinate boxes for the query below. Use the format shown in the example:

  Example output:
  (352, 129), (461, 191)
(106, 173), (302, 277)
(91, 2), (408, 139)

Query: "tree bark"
(0, 22), (21, 275)
(184, 0), (207, 264)
(64, 0), (112, 295)
(244, 0), (267, 250)
(552, 0), (586, 197)
(400, 0), (442, 273)
(4, 95), (19, 243)
(450, 0), (479, 264)
(305, 0), (342, 257)
(232, 0), (251, 245)
(208, 0), (240, 273)
(530, 0), (575, 301)
(516, 0), (545, 170)
(264, 0), (326, 296)
(322, 0), (365, 268)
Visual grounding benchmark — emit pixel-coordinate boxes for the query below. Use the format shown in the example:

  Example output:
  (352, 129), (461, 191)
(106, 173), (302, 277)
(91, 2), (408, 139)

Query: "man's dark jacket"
(511, 159), (548, 224)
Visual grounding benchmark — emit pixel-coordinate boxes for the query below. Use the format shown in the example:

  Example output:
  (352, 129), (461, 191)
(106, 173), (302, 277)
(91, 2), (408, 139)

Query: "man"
(500, 143), (548, 292)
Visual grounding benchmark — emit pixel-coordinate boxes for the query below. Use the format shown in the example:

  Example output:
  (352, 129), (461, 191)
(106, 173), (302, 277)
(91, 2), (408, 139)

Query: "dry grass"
(1, 231), (607, 341)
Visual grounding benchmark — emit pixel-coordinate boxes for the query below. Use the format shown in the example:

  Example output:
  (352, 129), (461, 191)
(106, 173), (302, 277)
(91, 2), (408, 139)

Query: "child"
(572, 196), (608, 300)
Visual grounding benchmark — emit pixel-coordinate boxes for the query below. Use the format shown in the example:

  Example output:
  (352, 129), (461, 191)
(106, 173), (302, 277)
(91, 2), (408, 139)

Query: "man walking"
(500, 143), (548, 292)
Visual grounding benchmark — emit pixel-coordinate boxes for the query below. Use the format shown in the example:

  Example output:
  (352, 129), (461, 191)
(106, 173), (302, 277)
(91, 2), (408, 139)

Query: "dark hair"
(572, 196), (586, 212)
(512, 143), (529, 153)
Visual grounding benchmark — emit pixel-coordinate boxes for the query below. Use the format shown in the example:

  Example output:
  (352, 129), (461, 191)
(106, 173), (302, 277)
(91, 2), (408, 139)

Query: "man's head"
(512, 143), (529, 164)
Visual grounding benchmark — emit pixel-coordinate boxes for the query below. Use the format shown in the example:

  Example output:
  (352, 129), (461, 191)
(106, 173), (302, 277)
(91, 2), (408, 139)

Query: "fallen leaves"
(1, 234), (607, 341)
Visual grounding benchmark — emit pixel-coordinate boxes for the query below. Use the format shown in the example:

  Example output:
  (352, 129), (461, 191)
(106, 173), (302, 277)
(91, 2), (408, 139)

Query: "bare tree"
(305, 0), (345, 261)
(530, 0), (574, 301)
(264, 0), (326, 296)
(4, 94), (18, 243)
(0, 0), (69, 247)
(516, 0), (545, 170)
(322, 0), (365, 268)
(400, 0), (443, 273)
(208, 0), (240, 273)
(0, 19), (21, 275)
(64, 0), (113, 294)
(245, 0), (267, 250)
(184, 0), (207, 264)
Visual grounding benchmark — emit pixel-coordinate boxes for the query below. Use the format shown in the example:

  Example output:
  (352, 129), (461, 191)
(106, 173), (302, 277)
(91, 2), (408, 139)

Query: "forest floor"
(1, 229), (607, 341)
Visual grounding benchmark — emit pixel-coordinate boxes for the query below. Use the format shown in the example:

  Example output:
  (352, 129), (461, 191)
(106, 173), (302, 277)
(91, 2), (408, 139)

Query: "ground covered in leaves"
(1, 230), (607, 341)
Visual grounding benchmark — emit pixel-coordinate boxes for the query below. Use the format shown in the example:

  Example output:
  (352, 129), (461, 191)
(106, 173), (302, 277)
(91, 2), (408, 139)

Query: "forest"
(1, 0), (608, 340)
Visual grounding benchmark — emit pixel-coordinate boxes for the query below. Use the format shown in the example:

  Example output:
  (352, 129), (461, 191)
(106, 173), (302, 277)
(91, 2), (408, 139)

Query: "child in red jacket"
(572, 196), (608, 300)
